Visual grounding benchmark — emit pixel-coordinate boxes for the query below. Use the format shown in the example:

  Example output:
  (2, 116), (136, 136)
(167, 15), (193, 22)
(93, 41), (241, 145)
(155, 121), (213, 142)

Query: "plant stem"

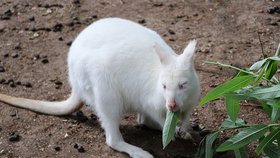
(205, 61), (255, 75)
(205, 61), (277, 84)
(275, 43), (280, 56)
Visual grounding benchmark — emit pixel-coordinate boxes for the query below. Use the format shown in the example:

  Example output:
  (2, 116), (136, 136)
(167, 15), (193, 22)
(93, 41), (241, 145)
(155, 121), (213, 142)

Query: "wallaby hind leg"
(94, 85), (153, 158)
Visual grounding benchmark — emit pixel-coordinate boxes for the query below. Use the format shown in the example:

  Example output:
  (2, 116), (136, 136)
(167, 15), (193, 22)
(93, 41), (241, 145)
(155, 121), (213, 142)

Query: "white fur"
(0, 18), (200, 158)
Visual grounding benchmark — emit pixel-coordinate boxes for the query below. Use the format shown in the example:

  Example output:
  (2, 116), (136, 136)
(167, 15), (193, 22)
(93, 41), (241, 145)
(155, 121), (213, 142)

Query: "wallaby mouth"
(166, 98), (180, 112)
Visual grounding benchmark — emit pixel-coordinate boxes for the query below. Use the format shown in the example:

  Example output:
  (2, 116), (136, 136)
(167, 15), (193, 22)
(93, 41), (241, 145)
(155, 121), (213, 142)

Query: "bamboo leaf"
(255, 62), (269, 84)
(217, 125), (270, 151)
(271, 107), (280, 121)
(268, 56), (280, 61)
(265, 60), (279, 80)
(256, 128), (280, 155)
(225, 95), (240, 122)
(261, 101), (273, 117)
(249, 57), (280, 71)
(196, 137), (206, 158)
(234, 147), (249, 158)
(244, 84), (280, 100)
(249, 58), (268, 71)
(263, 142), (280, 158)
(162, 111), (180, 149)
(199, 75), (255, 106)
(221, 118), (246, 129)
(205, 131), (220, 158)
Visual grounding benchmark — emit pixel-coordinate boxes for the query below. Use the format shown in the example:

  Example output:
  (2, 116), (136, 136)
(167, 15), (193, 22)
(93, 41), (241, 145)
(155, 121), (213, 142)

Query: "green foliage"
(197, 44), (280, 158)
(199, 75), (255, 106)
(162, 111), (180, 149)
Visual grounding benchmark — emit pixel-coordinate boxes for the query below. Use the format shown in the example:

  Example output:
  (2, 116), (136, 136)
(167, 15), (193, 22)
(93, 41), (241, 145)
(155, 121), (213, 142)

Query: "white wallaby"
(0, 18), (200, 158)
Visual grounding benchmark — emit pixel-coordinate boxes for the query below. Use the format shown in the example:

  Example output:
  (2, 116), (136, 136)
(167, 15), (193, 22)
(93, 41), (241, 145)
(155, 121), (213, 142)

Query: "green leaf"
(271, 107), (280, 121)
(196, 137), (206, 158)
(249, 57), (280, 71)
(205, 131), (220, 158)
(221, 118), (246, 129)
(234, 147), (248, 158)
(256, 128), (280, 155)
(225, 95), (240, 122)
(268, 56), (280, 61)
(236, 68), (251, 77)
(255, 62), (269, 84)
(261, 101), (273, 117)
(249, 58), (268, 71)
(199, 75), (255, 106)
(243, 84), (280, 100)
(265, 60), (279, 80)
(162, 111), (180, 149)
(217, 125), (270, 151)
(265, 99), (280, 108)
(263, 142), (280, 158)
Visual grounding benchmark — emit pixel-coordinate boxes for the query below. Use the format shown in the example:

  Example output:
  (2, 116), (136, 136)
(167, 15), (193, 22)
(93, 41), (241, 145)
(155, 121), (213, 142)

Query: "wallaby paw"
(130, 149), (153, 158)
(175, 126), (193, 141)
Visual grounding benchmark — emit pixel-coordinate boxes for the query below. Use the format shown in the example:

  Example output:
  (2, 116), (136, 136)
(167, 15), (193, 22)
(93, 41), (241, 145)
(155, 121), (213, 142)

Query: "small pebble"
(29, 16), (35, 21)
(153, 2), (163, 7)
(74, 143), (86, 153)
(41, 58), (49, 64)
(193, 13), (198, 16)
(0, 66), (5, 72)
(168, 29), (175, 35)
(11, 52), (19, 58)
(9, 132), (20, 142)
(54, 80), (63, 86)
(58, 37), (64, 41)
(267, 6), (280, 14)
(73, 0), (80, 5)
(32, 54), (40, 60)
(52, 23), (63, 32)
(9, 82), (16, 88)
(0, 79), (6, 84)
(0, 27), (5, 33)
(54, 146), (61, 151)
(67, 41), (72, 46)
(3, 53), (9, 58)
(77, 146), (85, 153)
(92, 15), (98, 19)
(138, 19), (146, 24)
(14, 43), (21, 50)
(24, 82), (32, 88)
(0, 149), (6, 155)
(10, 112), (17, 117)
(1, 9), (13, 20)
(7, 79), (14, 84)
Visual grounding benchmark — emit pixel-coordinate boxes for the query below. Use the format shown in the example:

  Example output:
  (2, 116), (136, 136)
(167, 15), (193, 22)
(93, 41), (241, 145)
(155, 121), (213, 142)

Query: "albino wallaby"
(0, 18), (200, 158)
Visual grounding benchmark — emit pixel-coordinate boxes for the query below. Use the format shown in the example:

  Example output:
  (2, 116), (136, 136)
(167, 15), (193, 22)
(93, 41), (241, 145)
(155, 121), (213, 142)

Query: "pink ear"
(154, 43), (172, 65)
(180, 40), (197, 62)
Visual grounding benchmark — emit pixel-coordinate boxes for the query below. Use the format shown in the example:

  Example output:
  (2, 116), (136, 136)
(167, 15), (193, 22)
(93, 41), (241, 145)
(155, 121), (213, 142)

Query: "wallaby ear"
(180, 40), (197, 63)
(154, 43), (172, 65)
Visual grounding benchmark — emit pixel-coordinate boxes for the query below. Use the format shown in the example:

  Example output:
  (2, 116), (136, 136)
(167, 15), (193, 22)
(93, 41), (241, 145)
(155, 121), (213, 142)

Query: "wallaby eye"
(163, 84), (166, 90)
(179, 82), (187, 90)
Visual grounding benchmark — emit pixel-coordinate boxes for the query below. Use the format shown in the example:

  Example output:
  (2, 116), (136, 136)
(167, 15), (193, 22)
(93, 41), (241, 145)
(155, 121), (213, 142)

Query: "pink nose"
(168, 100), (177, 112)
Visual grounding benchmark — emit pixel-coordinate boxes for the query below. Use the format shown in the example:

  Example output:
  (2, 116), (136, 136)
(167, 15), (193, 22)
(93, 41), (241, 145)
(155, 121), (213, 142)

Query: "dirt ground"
(0, 0), (279, 158)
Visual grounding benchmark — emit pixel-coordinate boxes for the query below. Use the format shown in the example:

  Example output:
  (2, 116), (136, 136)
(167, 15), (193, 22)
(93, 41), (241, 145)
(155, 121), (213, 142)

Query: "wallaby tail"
(0, 91), (83, 115)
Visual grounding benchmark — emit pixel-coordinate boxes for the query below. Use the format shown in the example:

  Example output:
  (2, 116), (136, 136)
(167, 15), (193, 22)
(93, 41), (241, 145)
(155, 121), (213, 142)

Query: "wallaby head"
(154, 40), (197, 112)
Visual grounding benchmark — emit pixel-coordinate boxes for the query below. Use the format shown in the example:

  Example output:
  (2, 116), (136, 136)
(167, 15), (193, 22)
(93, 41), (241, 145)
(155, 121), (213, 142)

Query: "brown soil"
(0, 0), (279, 158)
